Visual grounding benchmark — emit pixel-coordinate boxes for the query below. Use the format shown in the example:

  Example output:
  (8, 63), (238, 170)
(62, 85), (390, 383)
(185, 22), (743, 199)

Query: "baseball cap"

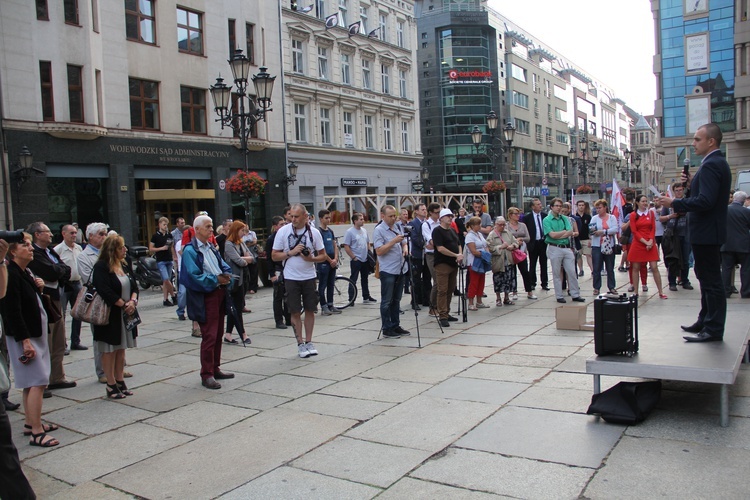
(439, 208), (454, 219)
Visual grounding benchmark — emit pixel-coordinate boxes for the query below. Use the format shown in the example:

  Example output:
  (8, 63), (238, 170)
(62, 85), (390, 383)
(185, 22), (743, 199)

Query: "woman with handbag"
(223, 221), (252, 345)
(487, 217), (520, 306)
(92, 235), (139, 399)
(628, 195), (667, 299)
(0, 233), (60, 447)
(590, 199), (619, 295)
(507, 207), (535, 300)
(464, 217), (489, 310)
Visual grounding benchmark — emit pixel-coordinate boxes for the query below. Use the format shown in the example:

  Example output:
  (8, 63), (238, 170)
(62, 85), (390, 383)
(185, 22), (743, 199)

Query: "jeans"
(176, 282), (187, 317)
(591, 247), (616, 291)
(692, 244), (726, 336)
(61, 281), (82, 345)
(379, 271), (405, 331)
(317, 262), (336, 307)
(350, 259), (371, 300)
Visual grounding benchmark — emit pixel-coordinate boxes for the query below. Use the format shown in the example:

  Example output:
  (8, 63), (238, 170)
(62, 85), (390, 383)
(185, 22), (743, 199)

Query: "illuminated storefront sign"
(447, 69), (493, 84)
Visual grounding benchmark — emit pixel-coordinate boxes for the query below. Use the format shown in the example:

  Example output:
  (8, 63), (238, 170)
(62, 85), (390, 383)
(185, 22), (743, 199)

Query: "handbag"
(40, 294), (62, 323)
(600, 235), (614, 255)
(71, 283), (110, 325)
(367, 250), (377, 273)
(587, 381), (661, 425)
(511, 248), (527, 264)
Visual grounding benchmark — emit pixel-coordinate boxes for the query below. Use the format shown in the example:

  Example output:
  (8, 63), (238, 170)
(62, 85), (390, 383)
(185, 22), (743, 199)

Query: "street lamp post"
(471, 111), (514, 216)
(281, 161), (298, 203)
(210, 49), (276, 222)
(412, 166), (429, 194)
(616, 148), (641, 188)
(568, 137), (599, 187)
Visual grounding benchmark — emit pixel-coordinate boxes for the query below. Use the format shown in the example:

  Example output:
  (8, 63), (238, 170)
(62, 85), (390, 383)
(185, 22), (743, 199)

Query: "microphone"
(682, 158), (690, 188)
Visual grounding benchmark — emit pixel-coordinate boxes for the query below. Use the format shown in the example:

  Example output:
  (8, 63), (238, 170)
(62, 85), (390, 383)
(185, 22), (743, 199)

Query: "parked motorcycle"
(128, 246), (170, 290)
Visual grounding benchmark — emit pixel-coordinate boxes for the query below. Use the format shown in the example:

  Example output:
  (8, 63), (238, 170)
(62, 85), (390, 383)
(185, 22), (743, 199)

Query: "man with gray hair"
(78, 222), (110, 382)
(54, 224), (86, 351)
(721, 190), (750, 298)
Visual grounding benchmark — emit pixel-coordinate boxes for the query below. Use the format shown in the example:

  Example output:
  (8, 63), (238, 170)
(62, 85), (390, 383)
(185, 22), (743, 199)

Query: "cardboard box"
(555, 302), (590, 331)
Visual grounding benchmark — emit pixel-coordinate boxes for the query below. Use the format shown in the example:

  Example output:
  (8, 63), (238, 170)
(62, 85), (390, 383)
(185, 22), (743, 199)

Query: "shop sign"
(341, 178), (367, 187)
(108, 144), (231, 164)
(447, 69), (493, 84)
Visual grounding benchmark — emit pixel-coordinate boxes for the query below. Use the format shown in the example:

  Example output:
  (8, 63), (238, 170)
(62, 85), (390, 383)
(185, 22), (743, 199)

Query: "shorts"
(157, 261), (174, 282)
(580, 241), (592, 256)
(284, 278), (319, 314)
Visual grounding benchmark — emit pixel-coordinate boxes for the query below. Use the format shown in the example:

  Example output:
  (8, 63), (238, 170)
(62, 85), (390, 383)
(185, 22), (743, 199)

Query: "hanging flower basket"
(226, 170), (267, 197)
(482, 180), (507, 193)
(576, 184), (594, 194)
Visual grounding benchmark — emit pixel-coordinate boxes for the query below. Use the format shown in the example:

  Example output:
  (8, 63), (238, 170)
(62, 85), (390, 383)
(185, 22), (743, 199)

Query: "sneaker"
(163, 300), (172, 307)
(527, 293), (538, 300)
(329, 305), (342, 314)
(276, 323), (288, 329)
(476, 303), (490, 308)
(382, 329), (402, 338)
(393, 326), (411, 335)
(305, 342), (318, 356)
(439, 319), (451, 327)
(178, 314), (186, 321)
(511, 293), (519, 301)
(321, 305), (332, 316)
(669, 285), (678, 291)
(627, 286), (635, 292)
(298, 343), (311, 358)
(364, 297), (378, 303)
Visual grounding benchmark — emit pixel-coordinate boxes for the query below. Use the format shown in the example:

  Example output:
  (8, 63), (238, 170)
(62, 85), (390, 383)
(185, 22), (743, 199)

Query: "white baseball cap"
(439, 208), (454, 219)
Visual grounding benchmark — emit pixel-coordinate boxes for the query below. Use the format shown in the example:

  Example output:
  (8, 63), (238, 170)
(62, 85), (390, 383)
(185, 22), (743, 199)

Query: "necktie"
(537, 214), (542, 240)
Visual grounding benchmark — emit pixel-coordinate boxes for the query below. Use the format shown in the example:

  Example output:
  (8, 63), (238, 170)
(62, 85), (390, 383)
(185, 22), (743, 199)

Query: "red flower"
(576, 184), (594, 194)
(226, 170), (267, 197)
(482, 180), (506, 193)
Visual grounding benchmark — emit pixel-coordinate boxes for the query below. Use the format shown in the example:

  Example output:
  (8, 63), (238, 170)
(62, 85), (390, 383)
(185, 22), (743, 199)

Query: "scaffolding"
(322, 193), (489, 223)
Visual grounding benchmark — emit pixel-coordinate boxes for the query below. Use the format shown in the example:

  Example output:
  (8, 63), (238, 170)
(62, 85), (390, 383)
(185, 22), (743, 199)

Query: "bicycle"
(332, 239), (357, 309)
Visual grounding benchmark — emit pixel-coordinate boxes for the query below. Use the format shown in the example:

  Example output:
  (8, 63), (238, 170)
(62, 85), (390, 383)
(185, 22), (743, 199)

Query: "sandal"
(659, 293), (668, 299)
(116, 381), (134, 396)
(496, 299), (503, 307)
(504, 298), (515, 306)
(223, 336), (238, 344)
(29, 431), (59, 448)
(593, 289), (600, 296)
(642, 285), (648, 292)
(106, 384), (126, 399)
(608, 289), (618, 294)
(468, 305), (478, 311)
(476, 303), (490, 308)
(23, 422), (59, 436)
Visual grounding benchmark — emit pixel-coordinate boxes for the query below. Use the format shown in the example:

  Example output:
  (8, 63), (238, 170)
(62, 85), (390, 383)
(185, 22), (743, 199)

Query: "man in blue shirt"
(374, 205), (410, 338)
(316, 210), (341, 315)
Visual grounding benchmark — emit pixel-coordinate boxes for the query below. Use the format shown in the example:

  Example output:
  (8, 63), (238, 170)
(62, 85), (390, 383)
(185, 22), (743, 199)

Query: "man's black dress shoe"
(202, 377), (221, 389)
(439, 319), (450, 327)
(683, 331), (723, 342)
(214, 371), (235, 380)
(48, 380), (77, 390)
(572, 297), (585, 302)
(393, 326), (411, 335)
(71, 344), (88, 351)
(682, 283), (694, 290)
(2, 398), (20, 411)
(680, 323), (703, 333)
(557, 298), (566, 303)
(447, 315), (458, 321)
(541, 286), (550, 291)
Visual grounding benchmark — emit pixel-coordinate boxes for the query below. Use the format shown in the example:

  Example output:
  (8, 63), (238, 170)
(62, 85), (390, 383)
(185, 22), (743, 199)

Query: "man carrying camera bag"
(272, 204), (326, 358)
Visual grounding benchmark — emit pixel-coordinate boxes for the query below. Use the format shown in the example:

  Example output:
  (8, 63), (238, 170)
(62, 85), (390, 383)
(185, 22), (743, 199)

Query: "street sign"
(542, 177), (548, 186)
(411, 182), (424, 192)
(541, 187), (550, 196)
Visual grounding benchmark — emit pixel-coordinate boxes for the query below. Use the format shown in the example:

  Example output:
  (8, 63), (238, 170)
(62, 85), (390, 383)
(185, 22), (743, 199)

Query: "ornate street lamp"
(471, 111), (514, 216)
(568, 137), (599, 186)
(10, 146), (44, 202)
(210, 49), (275, 221)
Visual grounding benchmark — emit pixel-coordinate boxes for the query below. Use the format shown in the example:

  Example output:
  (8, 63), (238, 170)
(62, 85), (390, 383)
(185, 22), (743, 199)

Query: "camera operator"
(272, 204), (326, 358)
(374, 205), (410, 338)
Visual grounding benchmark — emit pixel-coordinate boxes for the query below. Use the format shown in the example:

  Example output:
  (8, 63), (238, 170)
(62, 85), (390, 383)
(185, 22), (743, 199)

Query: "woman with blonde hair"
(223, 220), (253, 344)
(486, 217), (520, 306)
(464, 216), (489, 310)
(92, 234), (139, 399)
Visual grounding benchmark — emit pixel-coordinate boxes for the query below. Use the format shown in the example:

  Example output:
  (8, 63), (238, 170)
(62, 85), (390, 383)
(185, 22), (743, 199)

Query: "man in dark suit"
(524, 198), (549, 291)
(660, 123), (732, 342)
(721, 191), (750, 298)
(407, 203), (428, 310)
(26, 221), (76, 389)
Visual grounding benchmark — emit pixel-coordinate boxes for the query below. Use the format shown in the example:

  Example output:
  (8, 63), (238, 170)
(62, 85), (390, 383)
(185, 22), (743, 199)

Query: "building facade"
(652, 0), (750, 185)
(0, 0), (286, 244)
(415, 0), (640, 211)
(281, 0), (422, 219)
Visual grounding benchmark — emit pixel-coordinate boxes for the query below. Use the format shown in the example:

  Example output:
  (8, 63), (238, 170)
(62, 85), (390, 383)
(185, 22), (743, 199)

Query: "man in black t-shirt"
(150, 216), (176, 306)
(432, 208), (464, 327)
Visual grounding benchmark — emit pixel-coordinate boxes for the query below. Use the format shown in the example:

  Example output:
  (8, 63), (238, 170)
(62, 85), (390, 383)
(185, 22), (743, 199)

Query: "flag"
(299, 4), (314, 13)
(348, 21), (361, 37)
(367, 27), (381, 38)
(610, 178), (625, 230)
(325, 12), (339, 29)
(666, 183), (673, 199)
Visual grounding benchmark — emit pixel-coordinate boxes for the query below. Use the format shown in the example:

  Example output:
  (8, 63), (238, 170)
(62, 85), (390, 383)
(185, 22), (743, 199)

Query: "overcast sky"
(489, 0), (657, 116)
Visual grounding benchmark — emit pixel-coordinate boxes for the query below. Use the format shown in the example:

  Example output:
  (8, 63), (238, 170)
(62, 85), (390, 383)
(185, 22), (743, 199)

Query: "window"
(39, 61), (54, 121)
(546, 127), (553, 144)
(177, 7), (203, 56)
(360, 6), (368, 32)
(379, 13), (387, 41)
(294, 103), (307, 142)
(401, 121), (409, 153)
(318, 47), (329, 79)
(532, 73), (539, 93)
(341, 54), (351, 84)
(399, 70), (407, 98)
(364, 115), (374, 149)
(515, 118), (530, 135)
(535, 124), (543, 143)
(91, 0), (99, 33)
(381, 64), (390, 94)
(228, 19), (236, 57)
(383, 119), (393, 151)
(512, 91), (528, 109)
(292, 39), (304, 74)
(125, 0), (155, 44)
(397, 21), (405, 48)
(36, 0), (48, 20)
(180, 86), (206, 134)
(556, 130), (569, 144)
(245, 23), (255, 64)
(511, 64), (526, 83)
(362, 59), (371, 89)
(64, 0), (79, 25)
(339, 0), (348, 25)
(67, 65), (83, 122)
(320, 108), (332, 144)
(343, 111), (354, 147)
(129, 78), (159, 130)
(316, 0), (325, 20)
(555, 107), (567, 122)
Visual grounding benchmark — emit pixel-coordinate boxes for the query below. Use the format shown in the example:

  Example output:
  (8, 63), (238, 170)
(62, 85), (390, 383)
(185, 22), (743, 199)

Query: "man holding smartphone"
(181, 215), (234, 389)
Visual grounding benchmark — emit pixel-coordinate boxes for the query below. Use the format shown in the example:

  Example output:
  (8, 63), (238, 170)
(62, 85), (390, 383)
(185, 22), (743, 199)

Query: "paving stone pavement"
(6, 265), (750, 499)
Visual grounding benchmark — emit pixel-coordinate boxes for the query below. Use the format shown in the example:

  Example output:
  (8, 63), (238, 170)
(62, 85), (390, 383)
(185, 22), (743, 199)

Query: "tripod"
(377, 239), (423, 348)
(456, 265), (468, 322)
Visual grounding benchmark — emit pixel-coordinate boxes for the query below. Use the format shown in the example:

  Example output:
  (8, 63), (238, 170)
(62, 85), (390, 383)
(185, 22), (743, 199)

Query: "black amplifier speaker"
(594, 293), (638, 356)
